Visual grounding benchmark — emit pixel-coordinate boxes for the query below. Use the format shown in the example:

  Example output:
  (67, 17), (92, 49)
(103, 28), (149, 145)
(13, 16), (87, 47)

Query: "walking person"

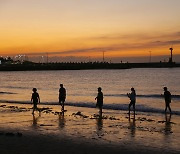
(95, 87), (103, 116)
(31, 88), (40, 114)
(127, 87), (136, 115)
(59, 84), (66, 112)
(163, 87), (172, 113)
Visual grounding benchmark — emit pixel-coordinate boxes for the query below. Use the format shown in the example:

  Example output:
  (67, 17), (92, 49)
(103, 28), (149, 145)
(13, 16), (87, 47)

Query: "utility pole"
(102, 51), (105, 62)
(149, 51), (152, 63)
(46, 52), (49, 63)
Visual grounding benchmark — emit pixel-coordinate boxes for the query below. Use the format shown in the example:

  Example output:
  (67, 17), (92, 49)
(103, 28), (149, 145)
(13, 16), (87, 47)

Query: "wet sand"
(0, 103), (180, 154)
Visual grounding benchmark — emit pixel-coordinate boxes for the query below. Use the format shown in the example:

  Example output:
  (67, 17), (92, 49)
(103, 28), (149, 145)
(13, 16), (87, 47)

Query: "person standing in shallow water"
(163, 87), (172, 113)
(95, 87), (103, 116)
(127, 87), (136, 115)
(31, 88), (40, 114)
(59, 84), (66, 112)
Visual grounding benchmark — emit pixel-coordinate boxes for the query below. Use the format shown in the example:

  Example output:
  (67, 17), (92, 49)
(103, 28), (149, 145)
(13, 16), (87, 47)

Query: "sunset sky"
(0, 0), (180, 62)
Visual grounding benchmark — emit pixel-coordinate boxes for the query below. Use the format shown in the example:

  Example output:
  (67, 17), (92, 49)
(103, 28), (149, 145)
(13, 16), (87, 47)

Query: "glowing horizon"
(0, 0), (180, 61)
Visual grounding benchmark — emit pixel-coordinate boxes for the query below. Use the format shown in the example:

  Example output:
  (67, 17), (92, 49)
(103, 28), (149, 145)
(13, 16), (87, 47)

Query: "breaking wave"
(105, 94), (180, 99)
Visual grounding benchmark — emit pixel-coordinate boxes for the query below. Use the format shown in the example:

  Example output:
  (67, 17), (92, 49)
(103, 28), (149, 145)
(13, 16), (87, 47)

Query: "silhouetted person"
(163, 87), (172, 113)
(59, 84), (66, 112)
(95, 87), (103, 116)
(31, 88), (40, 114)
(127, 87), (136, 115)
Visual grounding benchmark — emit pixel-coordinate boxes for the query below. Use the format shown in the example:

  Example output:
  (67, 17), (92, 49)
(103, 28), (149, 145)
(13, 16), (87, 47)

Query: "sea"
(0, 68), (180, 115)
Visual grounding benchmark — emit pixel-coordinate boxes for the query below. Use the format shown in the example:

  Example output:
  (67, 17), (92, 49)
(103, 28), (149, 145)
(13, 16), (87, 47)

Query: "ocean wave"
(65, 102), (180, 115)
(1, 89), (179, 99)
(105, 94), (180, 99)
(1, 86), (29, 90)
(0, 91), (17, 95)
(0, 100), (180, 115)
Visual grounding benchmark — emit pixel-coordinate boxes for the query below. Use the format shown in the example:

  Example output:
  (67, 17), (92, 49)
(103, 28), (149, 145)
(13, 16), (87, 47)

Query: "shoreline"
(0, 102), (180, 154)
(0, 100), (179, 116)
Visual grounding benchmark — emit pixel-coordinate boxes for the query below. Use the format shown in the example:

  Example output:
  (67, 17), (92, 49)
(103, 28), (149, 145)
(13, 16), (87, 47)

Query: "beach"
(1, 0), (180, 153)
(0, 102), (180, 154)
(0, 69), (180, 153)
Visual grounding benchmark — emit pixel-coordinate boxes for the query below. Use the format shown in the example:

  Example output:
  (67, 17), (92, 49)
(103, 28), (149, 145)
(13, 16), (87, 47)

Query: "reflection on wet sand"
(96, 115), (103, 136)
(59, 113), (66, 129)
(164, 114), (172, 135)
(32, 114), (41, 129)
(128, 114), (136, 137)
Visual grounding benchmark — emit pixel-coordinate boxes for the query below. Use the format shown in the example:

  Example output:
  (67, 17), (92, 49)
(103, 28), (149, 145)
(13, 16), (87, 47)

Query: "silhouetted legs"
(165, 102), (171, 113)
(99, 107), (102, 117)
(61, 101), (64, 112)
(129, 111), (135, 120)
(59, 100), (65, 112)
(129, 101), (135, 115)
(32, 103), (40, 115)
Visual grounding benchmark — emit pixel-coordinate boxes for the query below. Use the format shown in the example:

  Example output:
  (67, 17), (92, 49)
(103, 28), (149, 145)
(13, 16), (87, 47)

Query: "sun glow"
(0, 0), (180, 61)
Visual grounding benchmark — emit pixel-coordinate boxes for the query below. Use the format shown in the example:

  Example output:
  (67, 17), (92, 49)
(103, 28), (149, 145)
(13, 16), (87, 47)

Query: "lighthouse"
(169, 47), (173, 63)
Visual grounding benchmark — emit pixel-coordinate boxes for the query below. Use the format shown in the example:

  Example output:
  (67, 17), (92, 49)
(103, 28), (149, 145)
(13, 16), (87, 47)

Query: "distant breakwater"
(0, 62), (179, 71)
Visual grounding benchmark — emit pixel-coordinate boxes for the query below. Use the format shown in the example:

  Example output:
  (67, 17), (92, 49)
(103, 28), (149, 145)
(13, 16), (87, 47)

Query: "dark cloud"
(86, 31), (180, 43)
(168, 40), (180, 45)
(23, 47), (104, 56)
(14, 38), (180, 57)
(4, 31), (180, 57)
(87, 33), (151, 40)
(148, 40), (180, 47)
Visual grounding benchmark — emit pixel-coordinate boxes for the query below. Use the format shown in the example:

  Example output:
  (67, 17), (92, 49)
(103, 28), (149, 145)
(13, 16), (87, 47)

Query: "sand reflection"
(96, 115), (103, 136)
(59, 113), (66, 129)
(32, 114), (41, 129)
(164, 114), (172, 136)
(128, 114), (136, 137)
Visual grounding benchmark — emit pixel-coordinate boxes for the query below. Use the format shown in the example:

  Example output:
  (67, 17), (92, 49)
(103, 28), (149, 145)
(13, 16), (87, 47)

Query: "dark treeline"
(0, 60), (179, 71)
